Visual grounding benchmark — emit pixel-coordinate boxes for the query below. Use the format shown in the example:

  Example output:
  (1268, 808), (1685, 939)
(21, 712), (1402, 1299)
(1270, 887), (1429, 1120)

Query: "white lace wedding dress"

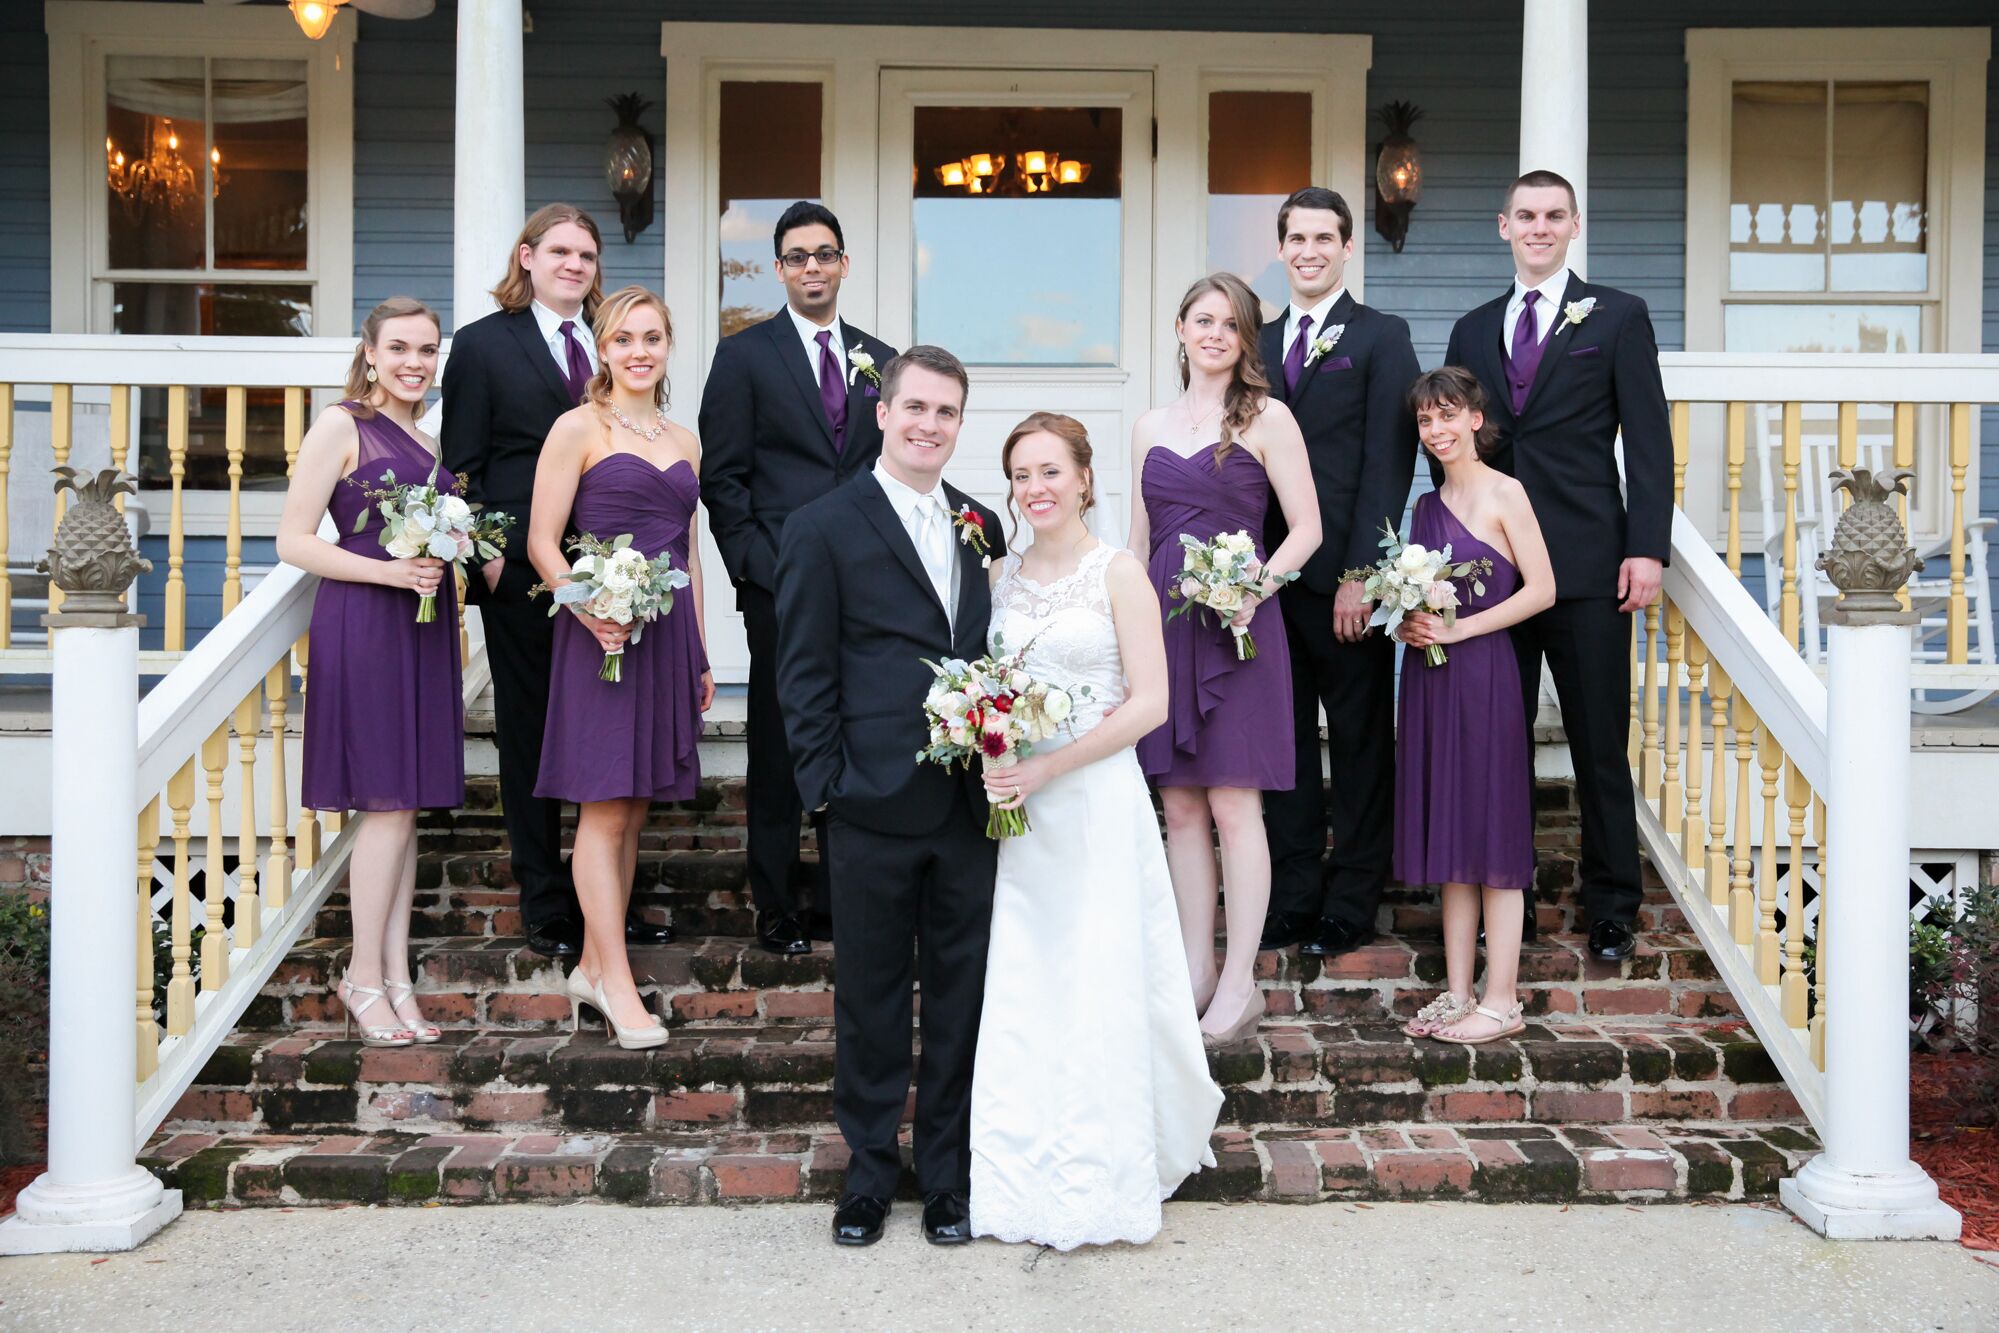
(968, 543), (1223, 1249)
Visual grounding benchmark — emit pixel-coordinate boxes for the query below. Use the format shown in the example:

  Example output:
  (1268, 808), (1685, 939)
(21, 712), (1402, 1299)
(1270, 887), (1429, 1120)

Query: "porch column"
(1518, 0), (1589, 276)
(453, 0), (526, 327)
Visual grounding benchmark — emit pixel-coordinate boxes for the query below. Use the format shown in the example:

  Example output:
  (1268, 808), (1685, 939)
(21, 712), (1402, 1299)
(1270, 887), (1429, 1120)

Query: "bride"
(968, 411), (1224, 1249)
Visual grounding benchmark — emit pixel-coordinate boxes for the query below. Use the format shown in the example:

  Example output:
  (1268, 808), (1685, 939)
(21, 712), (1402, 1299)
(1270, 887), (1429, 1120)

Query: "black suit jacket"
(699, 312), (897, 600)
(439, 307), (578, 603)
(773, 473), (999, 838)
(1444, 274), (1673, 600)
(1260, 292), (1421, 593)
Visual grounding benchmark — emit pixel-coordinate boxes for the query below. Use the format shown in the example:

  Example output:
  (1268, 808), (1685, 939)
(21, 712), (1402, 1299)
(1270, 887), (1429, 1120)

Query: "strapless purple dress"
(535, 452), (708, 804)
(300, 403), (465, 812)
(1136, 441), (1293, 791)
(1392, 492), (1533, 889)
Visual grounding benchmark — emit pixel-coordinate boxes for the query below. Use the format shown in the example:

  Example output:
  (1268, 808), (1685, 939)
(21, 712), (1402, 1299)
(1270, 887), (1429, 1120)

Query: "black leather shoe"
(1587, 919), (1637, 962)
(756, 911), (810, 955)
(1257, 910), (1319, 951)
(1300, 917), (1374, 959)
(625, 911), (673, 945)
(833, 1193), (889, 1246)
(921, 1191), (972, 1245)
(524, 916), (583, 958)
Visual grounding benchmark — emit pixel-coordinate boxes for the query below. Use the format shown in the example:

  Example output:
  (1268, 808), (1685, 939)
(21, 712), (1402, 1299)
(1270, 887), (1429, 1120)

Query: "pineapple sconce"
(38, 467), (150, 623)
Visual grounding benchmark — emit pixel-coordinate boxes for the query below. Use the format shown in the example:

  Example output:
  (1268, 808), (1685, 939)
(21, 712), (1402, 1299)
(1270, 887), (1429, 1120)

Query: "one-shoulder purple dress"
(300, 403), (465, 813)
(535, 452), (708, 804)
(1136, 442), (1293, 791)
(1392, 492), (1533, 889)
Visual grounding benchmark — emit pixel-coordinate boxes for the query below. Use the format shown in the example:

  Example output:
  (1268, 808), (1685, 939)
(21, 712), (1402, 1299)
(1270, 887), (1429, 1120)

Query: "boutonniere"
(1555, 298), (1596, 335)
(847, 348), (880, 389)
(952, 505), (991, 564)
(1303, 324), (1347, 368)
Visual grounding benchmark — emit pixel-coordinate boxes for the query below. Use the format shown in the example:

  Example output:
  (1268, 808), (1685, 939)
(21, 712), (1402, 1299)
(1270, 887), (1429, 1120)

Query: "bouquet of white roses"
(915, 632), (1086, 838)
(352, 462), (513, 622)
(533, 532), (691, 682)
(1165, 529), (1296, 661)
(1344, 520), (1493, 667)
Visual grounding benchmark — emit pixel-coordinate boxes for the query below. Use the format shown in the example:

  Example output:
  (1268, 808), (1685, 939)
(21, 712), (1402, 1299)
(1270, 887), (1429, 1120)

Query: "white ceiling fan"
(203, 0), (437, 42)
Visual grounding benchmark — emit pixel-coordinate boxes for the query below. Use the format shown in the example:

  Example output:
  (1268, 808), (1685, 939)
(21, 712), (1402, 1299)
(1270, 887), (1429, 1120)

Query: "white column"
(1518, 0), (1589, 277)
(0, 620), (180, 1255)
(452, 0), (526, 329)
(1779, 621), (1959, 1240)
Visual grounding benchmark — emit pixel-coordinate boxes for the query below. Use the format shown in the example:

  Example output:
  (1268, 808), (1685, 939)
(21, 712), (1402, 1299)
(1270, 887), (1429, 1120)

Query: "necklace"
(607, 402), (668, 442)
(1179, 395), (1224, 437)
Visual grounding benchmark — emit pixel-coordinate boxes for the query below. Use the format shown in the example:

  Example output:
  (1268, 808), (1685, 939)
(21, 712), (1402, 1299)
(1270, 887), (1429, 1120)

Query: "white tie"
(914, 496), (954, 627)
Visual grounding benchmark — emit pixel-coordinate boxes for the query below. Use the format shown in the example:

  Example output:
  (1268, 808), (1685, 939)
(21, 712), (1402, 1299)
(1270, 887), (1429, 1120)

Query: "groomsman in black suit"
(1443, 169), (1672, 962)
(442, 204), (670, 958)
(1258, 187), (1421, 960)
(701, 202), (898, 956)
(774, 347), (1000, 1247)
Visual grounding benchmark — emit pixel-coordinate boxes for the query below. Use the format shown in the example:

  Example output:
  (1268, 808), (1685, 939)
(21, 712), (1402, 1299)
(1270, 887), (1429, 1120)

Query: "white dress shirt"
(530, 300), (599, 376)
(789, 305), (846, 391)
(1502, 268), (1572, 357)
(1283, 286), (1347, 356)
(873, 460), (956, 631)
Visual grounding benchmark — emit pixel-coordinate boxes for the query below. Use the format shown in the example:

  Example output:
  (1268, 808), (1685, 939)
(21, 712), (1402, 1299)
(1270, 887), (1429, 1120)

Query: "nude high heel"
(592, 978), (669, 1051)
(337, 974), (414, 1048)
(383, 979), (441, 1043)
(1201, 986), (1266, 1049)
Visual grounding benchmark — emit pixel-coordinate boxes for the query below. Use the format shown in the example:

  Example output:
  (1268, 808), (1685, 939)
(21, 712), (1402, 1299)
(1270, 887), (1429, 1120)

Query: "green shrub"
(0, 893), (51, 1165)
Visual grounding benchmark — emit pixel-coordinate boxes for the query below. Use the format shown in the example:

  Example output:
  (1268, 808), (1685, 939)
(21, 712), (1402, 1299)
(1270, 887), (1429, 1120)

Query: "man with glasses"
(700, 201), (898, 955)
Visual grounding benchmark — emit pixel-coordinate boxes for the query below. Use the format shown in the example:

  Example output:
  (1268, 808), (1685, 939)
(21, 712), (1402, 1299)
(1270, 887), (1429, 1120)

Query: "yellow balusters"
(47, 385), (72, 614)
(0, 382), (11, 648)
(234, 686), (263, 946)
(109, 387), (132, 614)
(1628, 616), (1641, 769)
(1682, 630), (1708, 865)
(1705, 664), (1733, 906)
(1661, 603), (1684, 829)
(1670, 400), (1690, 508)
(1729, 694), (1756, 945)
(1948, 402), (1971, 664)
(292, 633), (320, 873)
(1755, 723), (1782, 985)
(1779, 401), (1802, 652)
(264, 660), (293, 910)
(1782, 759), (1810, 1030)
(199, 723), (230, 990)
(1811, 795), (1829, 1070)
(164, 385), (189, 652)
(135, 795), (160, 1082)
(1725, 402), (1746, 578)
(165, 760), (196, 1035)
(222, 386), (247, 615)
(1893, 403), (1915, 612)
(283, 386), (306, 477)
(1641, 605), (1662, 798)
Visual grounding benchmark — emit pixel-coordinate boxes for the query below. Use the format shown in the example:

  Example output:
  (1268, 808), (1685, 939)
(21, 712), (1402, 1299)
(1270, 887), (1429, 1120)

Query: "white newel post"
(1517, 0), (1589, 277)
(0, 471), (180, 1255)
(1780, 469), (1959, 1242)
(452, 0), (526, 328)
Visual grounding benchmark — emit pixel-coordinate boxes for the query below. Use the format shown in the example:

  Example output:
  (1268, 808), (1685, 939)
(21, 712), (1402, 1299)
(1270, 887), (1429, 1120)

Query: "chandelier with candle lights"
(933, 148), (1092, 195)
(105, 119), (221, 219)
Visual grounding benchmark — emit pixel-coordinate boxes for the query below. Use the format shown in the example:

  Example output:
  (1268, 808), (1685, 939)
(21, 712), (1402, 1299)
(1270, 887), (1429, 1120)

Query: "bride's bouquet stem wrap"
(916, 630), (1087, 840)
(532, 532), (691, 683)
(1345, 519), (1493, 667)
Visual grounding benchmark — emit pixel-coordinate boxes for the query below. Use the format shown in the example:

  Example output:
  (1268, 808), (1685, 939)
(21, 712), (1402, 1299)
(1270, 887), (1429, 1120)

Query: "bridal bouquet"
(915, 633), (1086, 839)
(1165, 530), (1296, 660)
(351, 462), (513, 622)
(1344, 520), (1493, 667)
(533, 532), (691, 682)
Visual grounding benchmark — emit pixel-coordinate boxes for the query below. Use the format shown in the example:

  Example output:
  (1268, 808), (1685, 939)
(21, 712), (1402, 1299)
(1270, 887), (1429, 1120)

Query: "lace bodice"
(989, 544), (1127, 737)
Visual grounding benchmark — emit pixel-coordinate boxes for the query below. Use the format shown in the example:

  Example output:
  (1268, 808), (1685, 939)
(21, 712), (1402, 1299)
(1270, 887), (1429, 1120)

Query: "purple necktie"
(557, 319), (591, 404)
(816, 329), (847, 452)
(1506, 291), (1543, 414)
(1283, 313), (1313, 396)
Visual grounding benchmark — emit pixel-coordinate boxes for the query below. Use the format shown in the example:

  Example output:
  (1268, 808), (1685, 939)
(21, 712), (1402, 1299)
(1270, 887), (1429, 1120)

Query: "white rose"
(1396, 543), (1431, 576)
(1207, 584), (1244, 614)
(1399, 584), (1423, 610)
(386, 530), (425, 560)
(1223, 531), (1255, 555)
(1007, 670), (1031, 695)
(1210, 547), (1237, 573)
(1042, 688), (1072, 724)
(437, 495), (473, 529)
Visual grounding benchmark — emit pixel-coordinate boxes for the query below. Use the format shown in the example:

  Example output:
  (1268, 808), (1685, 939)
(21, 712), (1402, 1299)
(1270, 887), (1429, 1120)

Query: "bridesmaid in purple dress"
(1129, 273), (1321, 1046)
(528, 287), (714, 1050)
(279, 297), (459, 1048)
(1392, 367), (1556, 1045)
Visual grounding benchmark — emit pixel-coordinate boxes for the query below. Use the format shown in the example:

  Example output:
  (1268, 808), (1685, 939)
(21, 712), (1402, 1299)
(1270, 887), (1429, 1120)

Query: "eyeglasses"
(778, 247), (846, 269)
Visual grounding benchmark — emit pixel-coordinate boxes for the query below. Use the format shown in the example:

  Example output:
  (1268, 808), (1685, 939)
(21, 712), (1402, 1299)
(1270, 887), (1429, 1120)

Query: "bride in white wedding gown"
(968, 413), (1223, 1250)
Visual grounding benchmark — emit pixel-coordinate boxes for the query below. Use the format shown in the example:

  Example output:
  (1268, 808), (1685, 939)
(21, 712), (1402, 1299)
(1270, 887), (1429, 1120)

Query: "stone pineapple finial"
(37, 467), (151, 623)
(1815, 467), (1922, 625)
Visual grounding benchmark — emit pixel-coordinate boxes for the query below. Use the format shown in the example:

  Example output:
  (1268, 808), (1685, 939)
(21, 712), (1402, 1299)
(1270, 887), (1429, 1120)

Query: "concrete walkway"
(2, 1200), (1993, 1331)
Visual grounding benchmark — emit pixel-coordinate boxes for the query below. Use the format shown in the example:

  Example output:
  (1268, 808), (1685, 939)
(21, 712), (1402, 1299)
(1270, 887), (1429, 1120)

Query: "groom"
(774, 345), (1001, 1247)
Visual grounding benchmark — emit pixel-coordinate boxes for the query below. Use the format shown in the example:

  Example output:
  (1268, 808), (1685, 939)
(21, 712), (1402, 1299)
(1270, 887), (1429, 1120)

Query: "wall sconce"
(1372, 100), (1425, 253)
(604, 93), (655, 243)
(289, 0), (344, 40)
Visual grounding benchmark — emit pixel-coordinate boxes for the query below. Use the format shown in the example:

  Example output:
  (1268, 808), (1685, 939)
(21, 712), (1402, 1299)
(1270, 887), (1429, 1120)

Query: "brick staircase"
(141, 775), (1816, 1209)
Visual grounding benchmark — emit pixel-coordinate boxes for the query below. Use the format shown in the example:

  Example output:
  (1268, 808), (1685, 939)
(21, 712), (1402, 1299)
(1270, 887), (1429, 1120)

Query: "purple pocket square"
(864, 384), (879, 398)
(1316, 356), (1354, 373)
(1566, 344), (1602, 359)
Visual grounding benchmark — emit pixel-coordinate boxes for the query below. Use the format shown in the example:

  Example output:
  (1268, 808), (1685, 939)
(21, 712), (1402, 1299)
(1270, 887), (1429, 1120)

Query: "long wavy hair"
(342, 296), (440, 417)
(1175, 272), (1268, 467)
(999, 411), (1094, 547)
(583, 286), (673, 410)
(489, 203), (605, 319)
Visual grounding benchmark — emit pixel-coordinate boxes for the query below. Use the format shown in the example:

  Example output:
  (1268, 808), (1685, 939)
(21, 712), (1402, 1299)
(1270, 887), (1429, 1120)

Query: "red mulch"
(1911, 1051), (1999, 1251)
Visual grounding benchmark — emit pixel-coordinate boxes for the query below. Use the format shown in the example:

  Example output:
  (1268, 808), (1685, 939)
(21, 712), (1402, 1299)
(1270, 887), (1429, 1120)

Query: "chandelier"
(105, 119), (221, 218)
(933, 149), (1091, 195)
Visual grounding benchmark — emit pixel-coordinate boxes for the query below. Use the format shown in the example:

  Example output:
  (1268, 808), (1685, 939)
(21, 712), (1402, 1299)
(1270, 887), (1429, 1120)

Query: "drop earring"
(366, 365), (378, 384)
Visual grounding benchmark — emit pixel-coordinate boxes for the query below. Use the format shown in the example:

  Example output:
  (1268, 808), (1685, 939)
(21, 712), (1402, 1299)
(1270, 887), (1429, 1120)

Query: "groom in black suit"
(1258, 188), (1420, 960)
(701, 201), (897, 956)
(774, 346), (1000, 1248)
(1443, 169), (1672, 962)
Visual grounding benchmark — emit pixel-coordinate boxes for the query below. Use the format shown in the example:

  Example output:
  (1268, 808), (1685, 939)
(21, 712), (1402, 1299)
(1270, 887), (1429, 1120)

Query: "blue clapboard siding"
(134, 536), (282, 652)
(0, 2), (50, 335)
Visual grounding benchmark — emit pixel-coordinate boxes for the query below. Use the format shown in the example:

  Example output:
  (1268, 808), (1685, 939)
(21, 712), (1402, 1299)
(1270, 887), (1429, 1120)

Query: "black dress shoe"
(1300, 917), (1374, 959)
(524, 916), (583, 958)
(1587, 919), (1637, 962)
(756, 911), (810, 955)
(1257, 910), (1319, 951)
(625, 911), (674, 945)
(833, 1193), (889, 1246)
(921, 1191), (972, 1245)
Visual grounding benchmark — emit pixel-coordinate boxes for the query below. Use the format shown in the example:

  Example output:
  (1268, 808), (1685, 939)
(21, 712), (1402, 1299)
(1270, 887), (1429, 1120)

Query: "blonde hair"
(490, 203), (605, 318)
(1000, 412), (1094, 545)
(343, 296), (441, 416)
(583, 286), (674, 409)
(1175, 272), (1269, 467)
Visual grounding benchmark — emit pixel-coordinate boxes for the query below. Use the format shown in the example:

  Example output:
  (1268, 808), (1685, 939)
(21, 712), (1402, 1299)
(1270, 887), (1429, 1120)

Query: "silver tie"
(915, 496), (953, 627)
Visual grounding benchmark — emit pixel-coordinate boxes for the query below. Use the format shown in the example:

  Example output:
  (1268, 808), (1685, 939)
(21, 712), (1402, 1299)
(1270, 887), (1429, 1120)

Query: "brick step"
(246, 929), (1740, 1038)
(163, 1014), (1799, 1139)
(141, 1120), (1821, 1210)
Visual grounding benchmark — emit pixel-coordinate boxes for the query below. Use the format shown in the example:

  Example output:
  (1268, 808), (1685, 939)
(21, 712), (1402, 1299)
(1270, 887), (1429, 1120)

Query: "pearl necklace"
(608, 402), (668, 442)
